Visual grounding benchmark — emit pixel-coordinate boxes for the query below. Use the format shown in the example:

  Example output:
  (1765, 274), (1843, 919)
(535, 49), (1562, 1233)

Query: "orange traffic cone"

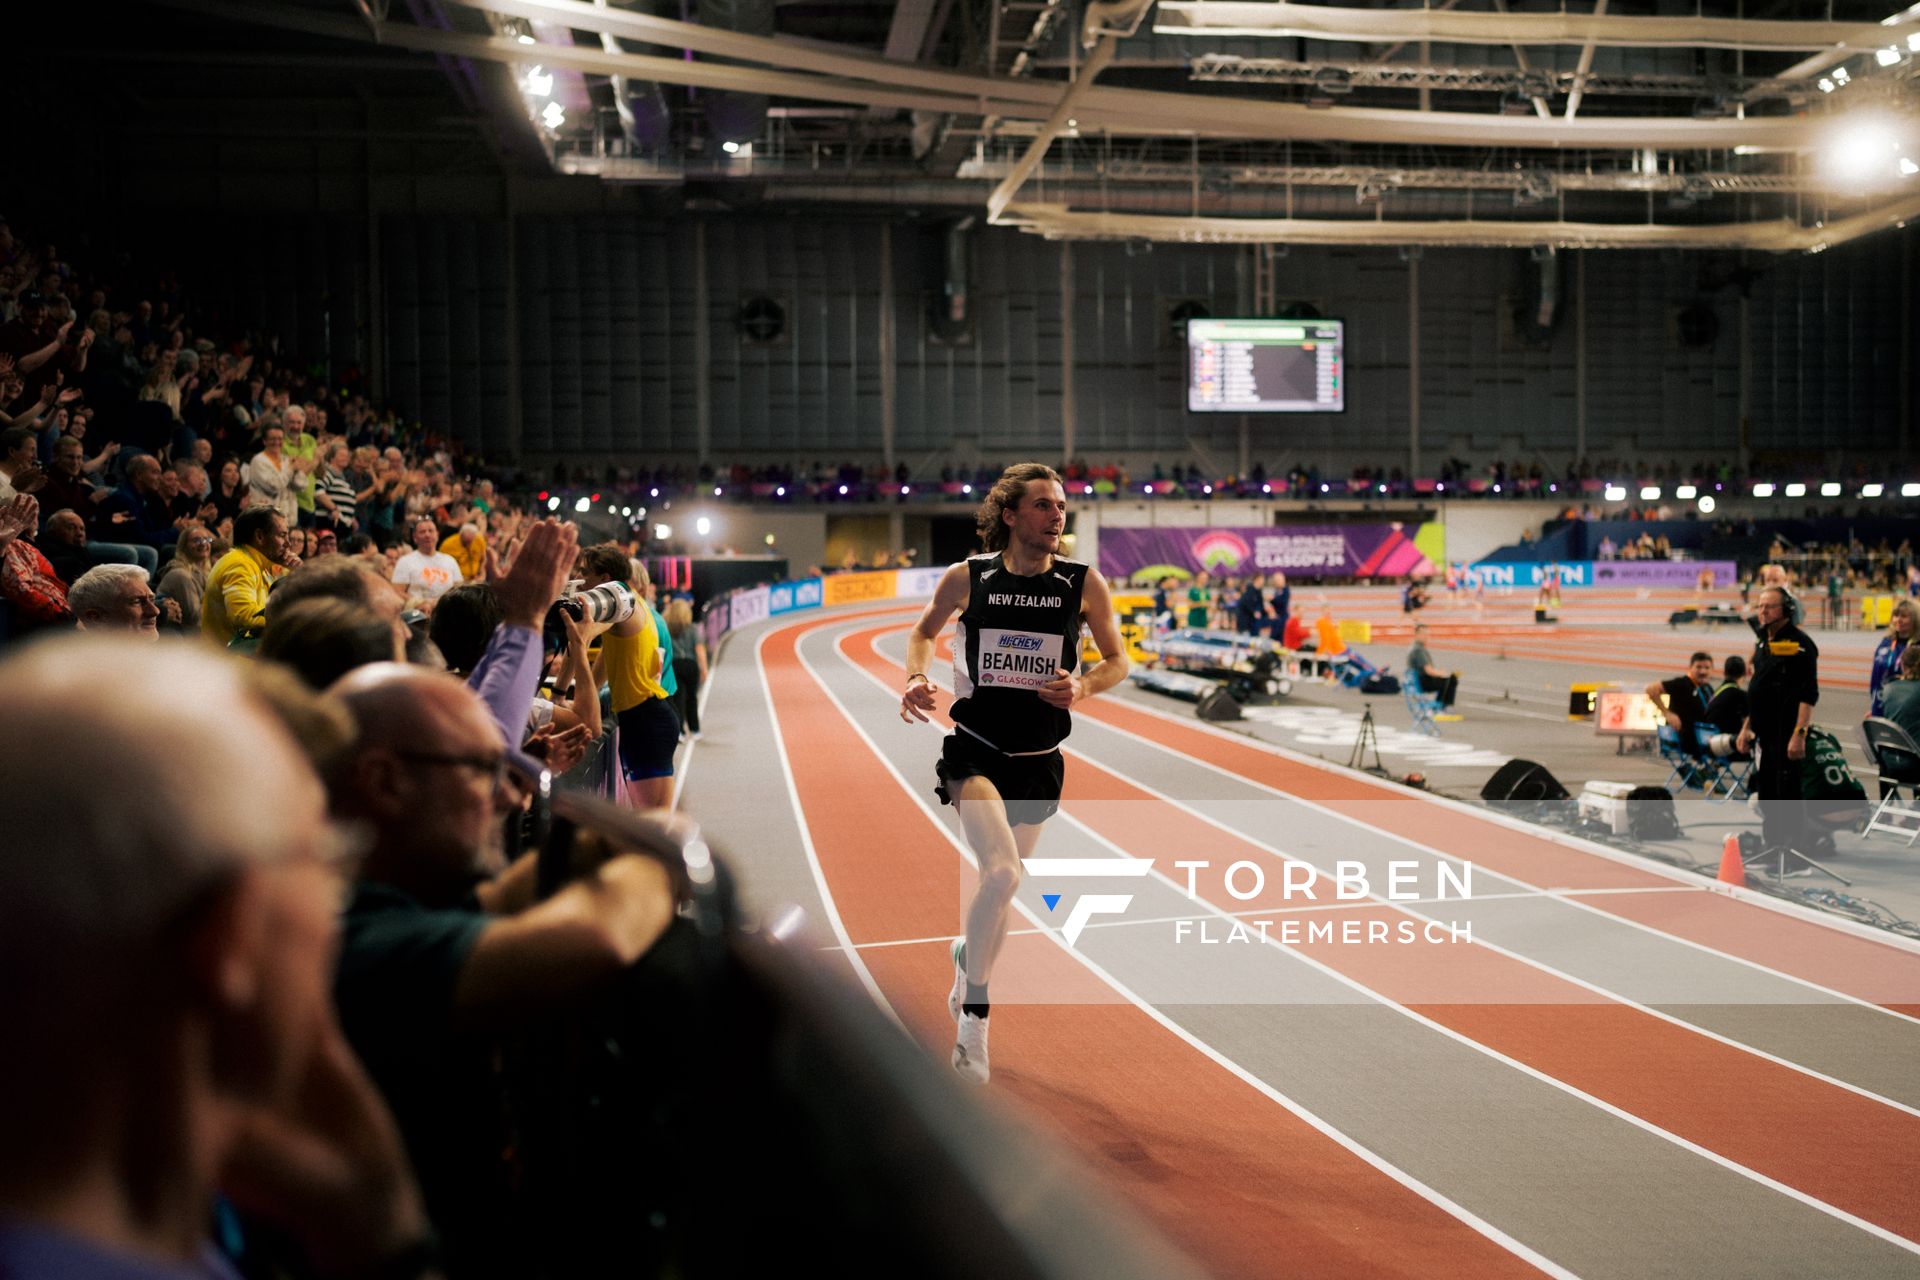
(1716, 833), (1745, 888)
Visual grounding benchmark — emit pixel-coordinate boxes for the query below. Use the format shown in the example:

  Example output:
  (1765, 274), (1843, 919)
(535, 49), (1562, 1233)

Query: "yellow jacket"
(440, 531), (486, 582)
(202, 545), (280, 643)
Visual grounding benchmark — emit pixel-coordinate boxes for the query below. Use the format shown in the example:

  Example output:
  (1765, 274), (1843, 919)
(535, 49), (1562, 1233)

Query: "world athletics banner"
(1100, 525), (1443, 582)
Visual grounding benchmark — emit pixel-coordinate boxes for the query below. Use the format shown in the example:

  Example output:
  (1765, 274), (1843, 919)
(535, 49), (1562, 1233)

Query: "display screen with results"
(1187, 318), (1344, 413)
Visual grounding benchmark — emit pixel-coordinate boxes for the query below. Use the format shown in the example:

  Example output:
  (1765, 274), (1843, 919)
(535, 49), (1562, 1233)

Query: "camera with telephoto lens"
(543, 579), (636, 655)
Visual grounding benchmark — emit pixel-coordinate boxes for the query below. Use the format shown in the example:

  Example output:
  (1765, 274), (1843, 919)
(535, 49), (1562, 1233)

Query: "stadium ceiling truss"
(155, 0), (1920, 250)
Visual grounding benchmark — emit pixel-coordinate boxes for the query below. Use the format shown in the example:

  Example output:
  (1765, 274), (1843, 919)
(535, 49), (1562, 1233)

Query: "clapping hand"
(0, 495), (38, 551)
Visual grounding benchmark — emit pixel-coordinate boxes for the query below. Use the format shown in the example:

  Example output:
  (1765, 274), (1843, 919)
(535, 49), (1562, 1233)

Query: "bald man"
(327, 663), (676, 1276)
(0, 639), (430, 1278)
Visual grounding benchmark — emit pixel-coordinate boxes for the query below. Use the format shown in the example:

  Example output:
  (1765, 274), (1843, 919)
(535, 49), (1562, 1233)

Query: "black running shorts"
(935, 731), (1064, 826)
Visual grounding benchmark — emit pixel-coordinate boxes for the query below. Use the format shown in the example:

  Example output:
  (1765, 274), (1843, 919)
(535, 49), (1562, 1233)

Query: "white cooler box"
(1577, 780), (1639, 835)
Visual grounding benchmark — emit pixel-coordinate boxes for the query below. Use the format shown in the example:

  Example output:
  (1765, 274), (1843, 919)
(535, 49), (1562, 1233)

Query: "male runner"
(900, 463), (1128, 1083)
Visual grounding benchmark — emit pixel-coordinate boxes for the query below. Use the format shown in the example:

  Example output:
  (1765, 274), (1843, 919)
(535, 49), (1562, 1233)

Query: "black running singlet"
(948, 553), (1089, 755)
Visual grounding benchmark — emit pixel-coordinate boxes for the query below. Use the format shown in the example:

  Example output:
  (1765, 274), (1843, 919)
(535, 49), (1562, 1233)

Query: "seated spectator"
(157, 523), (215, 631)
(1646, 651), (1716, 748)
(209, 455), (250, 526)
(0, 424), (46, 503)
(440, 521), (486, 583)
(393, 517), (464, 608)
(326, 663), (677, 1275)
(260, 597), (407, 689)
(1885, 645), (1920, 743)
(202, 505), (298, 644)
(0, 495), (72, 633)
(1707, 655), (1750, 739)
(1405, 623), (1459, 713)
(110, 454), (178, 554)
(0, 638), (432, 1280)
(41, 433), (159, 577)
(68, 563), (163, 637)
(1870, 599), (1914, 719)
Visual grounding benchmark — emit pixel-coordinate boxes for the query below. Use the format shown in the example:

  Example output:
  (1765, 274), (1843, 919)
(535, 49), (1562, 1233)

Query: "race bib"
(976, 628), (1064, 689)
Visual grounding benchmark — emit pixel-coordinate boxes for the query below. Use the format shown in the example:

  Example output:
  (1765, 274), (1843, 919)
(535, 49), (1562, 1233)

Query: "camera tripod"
(1348, 702), (1388, 776)
(1743, 842), (1850, 886)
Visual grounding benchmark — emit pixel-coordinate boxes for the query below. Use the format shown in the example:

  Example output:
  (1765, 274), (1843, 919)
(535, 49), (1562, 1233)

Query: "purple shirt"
(465, 622), (546, 776)
(0, 1219), (243, 1280)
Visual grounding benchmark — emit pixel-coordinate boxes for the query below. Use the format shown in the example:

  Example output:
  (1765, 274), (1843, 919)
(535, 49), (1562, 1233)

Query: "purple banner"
(1100, 526), (1436, 581)
(1587, 560), (1737, 588)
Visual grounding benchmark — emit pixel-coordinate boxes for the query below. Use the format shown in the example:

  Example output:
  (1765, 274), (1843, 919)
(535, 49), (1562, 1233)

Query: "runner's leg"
(954, 774), (1022, 988)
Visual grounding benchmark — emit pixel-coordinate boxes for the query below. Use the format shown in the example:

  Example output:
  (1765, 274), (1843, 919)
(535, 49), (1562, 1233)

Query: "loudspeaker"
(1481, 759), (1571, 804)
(1195, 686), (1243, 721)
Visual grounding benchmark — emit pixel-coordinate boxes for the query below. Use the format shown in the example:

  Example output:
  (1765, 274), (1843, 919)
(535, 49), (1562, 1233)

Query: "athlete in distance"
(899, 462), (1129, 1083)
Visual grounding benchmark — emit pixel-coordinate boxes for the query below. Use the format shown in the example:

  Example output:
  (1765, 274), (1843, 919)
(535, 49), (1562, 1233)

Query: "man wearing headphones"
(1736, 585), (1821, 851)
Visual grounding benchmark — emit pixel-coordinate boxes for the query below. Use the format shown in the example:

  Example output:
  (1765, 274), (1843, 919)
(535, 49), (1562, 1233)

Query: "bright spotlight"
(1202, 484), (1213, 494)
(1604, 485), (1626, 501)
(1910, 32), (1920, 51)
(1904, 158), (1920, 176)
(517, 33), (536, 45)
(650, 488), (660, 498)
(621, 506), (631, 516)
(1902, 483), (1920, 497)
(526, 67), (553, 96)
(838, 485), (848, 496)
(1753, 483), (1776, 497)
(962, 484), (972, 494)
(654, 523), (671, 539)
(1879, 46), (1903, 66)
(1143, 484), (1153, 494)
(547, 496), (560, 511)
(901, 485), (911, 494)
(1862, 483), (1885, 497)
(1819, 78), (1836, 93)
(1436, 482), (1445, 492)
(1820, 481), (1842, 496)
(696, 516), (712, 536)
(541, 101), (565, 130)
(1698, 495), (1716, 514)
(721, 140), (741, 154)
(1492, 484), (1501, 493)
(1785, 482), (1807, 497)
(1676, 485), (1697, 499)
(1828, 118), (1903, 184)
(714, 486), (723, 497)
(1640, 486), (1660, 500)
(775, 486), (786, 497)
(1834, 66), (1850, 84)
(1320, 483), (1330, 493)
(574, 496), (591, 513)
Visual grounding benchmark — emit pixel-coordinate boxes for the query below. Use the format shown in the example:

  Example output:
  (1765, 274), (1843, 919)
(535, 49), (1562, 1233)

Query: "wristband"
(1793, 726), (1808, 736)
(906, 673), (929, 686)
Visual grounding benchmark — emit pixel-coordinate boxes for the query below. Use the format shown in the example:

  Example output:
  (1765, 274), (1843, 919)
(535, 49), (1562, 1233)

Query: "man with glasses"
(202, 504), (299, 644)
(1737, 586), (1821, 852)
(328, 663), (677, 1276)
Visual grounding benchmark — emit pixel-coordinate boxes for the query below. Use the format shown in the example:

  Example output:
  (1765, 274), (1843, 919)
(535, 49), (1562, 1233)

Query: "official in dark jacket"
(1736, 587), (1820, 849)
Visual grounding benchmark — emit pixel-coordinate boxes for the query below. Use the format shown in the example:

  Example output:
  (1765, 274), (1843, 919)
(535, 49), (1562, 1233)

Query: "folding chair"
(1859, 717), (1920, 846)
(1689, 724), (1752, 802)
(1403, 683), (1442, 736)
(1658, 725), (1719, 793)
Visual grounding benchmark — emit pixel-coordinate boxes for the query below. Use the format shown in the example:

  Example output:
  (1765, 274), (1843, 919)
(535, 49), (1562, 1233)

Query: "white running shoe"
(953, 1012), (990, 1084)
(947, 938), (967, 1022)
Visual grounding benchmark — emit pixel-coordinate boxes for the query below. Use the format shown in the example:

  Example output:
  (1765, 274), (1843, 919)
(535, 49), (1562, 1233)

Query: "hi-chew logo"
(998, 633), (1045, 651)
(1023, 858), (1155, 945)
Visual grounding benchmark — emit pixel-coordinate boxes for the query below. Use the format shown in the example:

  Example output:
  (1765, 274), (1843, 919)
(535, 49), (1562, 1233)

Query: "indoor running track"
(678, 603), (1920, 1280)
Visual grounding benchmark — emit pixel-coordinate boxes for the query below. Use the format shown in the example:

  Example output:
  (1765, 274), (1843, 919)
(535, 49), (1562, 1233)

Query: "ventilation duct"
(698, 0), (775, 144)
(929, 216), (974, 343)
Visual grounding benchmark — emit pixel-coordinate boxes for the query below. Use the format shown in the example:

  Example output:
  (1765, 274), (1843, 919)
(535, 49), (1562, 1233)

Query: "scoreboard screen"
(1187, 318), (1344, 413)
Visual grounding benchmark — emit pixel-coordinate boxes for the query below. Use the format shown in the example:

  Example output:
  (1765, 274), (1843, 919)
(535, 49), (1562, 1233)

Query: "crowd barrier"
(702, 566), (947, 652)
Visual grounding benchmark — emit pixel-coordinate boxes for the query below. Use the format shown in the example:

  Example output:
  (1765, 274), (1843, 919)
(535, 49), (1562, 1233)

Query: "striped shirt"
(319, 467), (357, 527)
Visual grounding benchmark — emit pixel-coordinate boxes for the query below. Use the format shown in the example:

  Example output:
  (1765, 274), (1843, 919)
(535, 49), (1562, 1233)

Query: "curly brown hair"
(975, 462), (1063, 552)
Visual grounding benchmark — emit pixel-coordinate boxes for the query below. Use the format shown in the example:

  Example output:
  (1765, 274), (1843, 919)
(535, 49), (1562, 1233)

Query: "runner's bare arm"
(1039, 568), (1129, 708)
(900, 562), (970, 722)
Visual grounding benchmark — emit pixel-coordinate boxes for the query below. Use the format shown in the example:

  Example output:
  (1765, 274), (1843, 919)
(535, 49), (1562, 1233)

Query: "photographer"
(578, 543), (677, 810)
(328, 662), (677, 1278)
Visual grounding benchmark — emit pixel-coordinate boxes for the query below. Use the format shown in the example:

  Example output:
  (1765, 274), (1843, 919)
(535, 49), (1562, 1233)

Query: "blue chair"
(1658, 725), (1720, 793)
(1404, 682), (1442, 736)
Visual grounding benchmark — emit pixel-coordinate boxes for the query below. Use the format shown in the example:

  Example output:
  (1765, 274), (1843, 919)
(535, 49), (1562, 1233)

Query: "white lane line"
(827, 624), (1920, 1255)
(754, 623), (897, 1022)
(668, 636), (720, 812)
(792, 621), (1582, 1280)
